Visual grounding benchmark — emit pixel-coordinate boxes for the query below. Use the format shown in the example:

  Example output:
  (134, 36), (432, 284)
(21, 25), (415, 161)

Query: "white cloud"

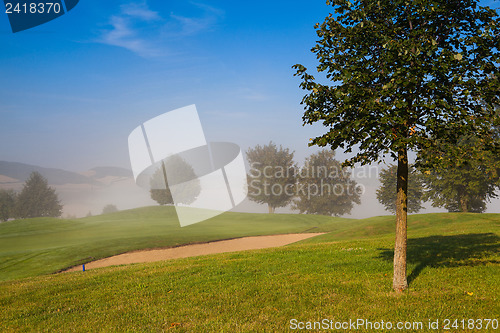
(236, 88), (271, 101)
(205, 110), (249, 118)
(100, 15), (160, 58)
(120, 2), (161, 21)
(97, 1), (223, 58)
(97, 1), (162, 58)
(168, 2), (224, 37)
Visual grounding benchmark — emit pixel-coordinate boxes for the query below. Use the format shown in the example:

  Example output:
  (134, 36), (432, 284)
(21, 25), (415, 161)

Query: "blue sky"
(0, 0), (336, 171)
(1, 0), (498, 172)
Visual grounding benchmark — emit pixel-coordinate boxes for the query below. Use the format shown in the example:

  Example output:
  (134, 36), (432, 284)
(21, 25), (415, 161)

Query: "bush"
(102, 204), (118, 214)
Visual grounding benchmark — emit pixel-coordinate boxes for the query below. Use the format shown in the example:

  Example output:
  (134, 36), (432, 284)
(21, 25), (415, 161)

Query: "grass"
(0, 210), (499, 332)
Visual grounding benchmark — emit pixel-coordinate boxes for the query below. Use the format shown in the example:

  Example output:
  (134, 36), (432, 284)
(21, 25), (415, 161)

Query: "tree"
(149, 155), (200, 206)
(0, 189), (16, 221)
(247, 142), (296, 213)
(293, 150), (361, 216)
(102, 204), (118, 214)
(377, 164), (425, 214)
(420, 135), (500, 213)
(294, 0), (499, 291)
(16, 172), (62, 218)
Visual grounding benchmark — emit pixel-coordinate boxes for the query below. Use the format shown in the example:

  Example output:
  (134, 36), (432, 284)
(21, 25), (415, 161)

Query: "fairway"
(0, 206), (353, 281)
(0, 211), (498, 332)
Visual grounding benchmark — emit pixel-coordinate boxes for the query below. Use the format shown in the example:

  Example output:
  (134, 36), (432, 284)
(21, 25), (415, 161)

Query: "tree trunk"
(460, 196), (469, 212)
(393, 146), (408, 292)
(268, 205), (275, 214)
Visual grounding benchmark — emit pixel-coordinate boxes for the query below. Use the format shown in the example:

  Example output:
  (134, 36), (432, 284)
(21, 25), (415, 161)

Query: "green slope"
(0, 206), (353, 281)
(0, 212), (498, 332)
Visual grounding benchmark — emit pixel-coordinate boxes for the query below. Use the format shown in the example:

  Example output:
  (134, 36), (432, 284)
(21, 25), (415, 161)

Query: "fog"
(30, 163), (498, 220)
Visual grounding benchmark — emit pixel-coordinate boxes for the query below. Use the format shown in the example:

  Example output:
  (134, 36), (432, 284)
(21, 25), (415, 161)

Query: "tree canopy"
(246, 142), (296, 213)
(149, 155), (200, 206)
(294, 1), (499, 166)
(376, 164), (425, 214)
(420, 135), (500, 213)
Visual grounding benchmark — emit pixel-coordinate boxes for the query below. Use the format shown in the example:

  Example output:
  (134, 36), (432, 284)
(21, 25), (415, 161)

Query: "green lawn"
(0, 210), (498, 332)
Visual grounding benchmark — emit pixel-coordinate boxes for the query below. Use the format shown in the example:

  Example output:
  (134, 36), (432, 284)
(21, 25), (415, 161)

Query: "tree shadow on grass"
(377, 233), (500, 285)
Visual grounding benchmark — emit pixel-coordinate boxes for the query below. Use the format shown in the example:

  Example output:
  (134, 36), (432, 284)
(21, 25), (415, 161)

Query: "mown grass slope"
(0, 206), (353, 281)
(0, 212), (498, 332)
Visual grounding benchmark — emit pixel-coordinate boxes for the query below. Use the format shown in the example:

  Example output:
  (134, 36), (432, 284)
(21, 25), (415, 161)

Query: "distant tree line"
(146, 141), (362, 216)
(246, 142), (362, 216)
(377, 136), (500, 214)
(0, 172), (62, 221)
(243, 141), (499, 216)
(145, 140), (499, 216)
(377, 165), (500, 214)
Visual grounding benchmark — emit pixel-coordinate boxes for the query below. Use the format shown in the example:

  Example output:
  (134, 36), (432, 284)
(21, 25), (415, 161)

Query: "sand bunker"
(66, 233), (324, 272)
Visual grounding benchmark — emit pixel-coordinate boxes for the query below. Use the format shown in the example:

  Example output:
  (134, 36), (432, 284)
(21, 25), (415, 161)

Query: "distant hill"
(88, 167), (133, 179)
(0, 161), (133, 185)
(0, 161), (95, 185)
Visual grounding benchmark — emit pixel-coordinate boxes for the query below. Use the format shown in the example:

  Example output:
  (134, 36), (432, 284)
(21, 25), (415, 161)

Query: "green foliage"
(15, 172), (62, 218)
(293, 0), (499, 167)
(293, 150), (361, 216)
(149, 155), (200, 206)
(376, 164), (425, 214)
(246, 142), (296, 213)
(0, 189), (16, 222)
(150, 179), (172, 205)
(420, 135), (500, 213)
(102, 204), (118, 215)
